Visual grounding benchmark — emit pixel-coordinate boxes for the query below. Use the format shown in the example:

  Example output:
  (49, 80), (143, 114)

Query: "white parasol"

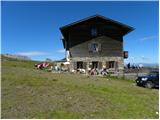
(63, 61), (70, 65)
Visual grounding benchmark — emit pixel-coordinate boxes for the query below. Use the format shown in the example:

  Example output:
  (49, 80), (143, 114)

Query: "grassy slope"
(1, 56), (159, 119)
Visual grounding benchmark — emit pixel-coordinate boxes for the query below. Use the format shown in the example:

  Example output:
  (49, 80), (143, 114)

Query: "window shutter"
(74, 62), (77, 70)
(83, 62), (87, 69)
(98, 62), (102, 69)
(98, 43), (101, 51)
(88, 43), (92, 52)
(115, 61), (118, 70)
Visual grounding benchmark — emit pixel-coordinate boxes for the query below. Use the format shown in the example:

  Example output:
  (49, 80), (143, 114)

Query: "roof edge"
(60, 14), (134, 31)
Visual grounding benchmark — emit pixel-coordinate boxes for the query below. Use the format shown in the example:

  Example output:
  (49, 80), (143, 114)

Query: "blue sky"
(2, 1), (159, 64)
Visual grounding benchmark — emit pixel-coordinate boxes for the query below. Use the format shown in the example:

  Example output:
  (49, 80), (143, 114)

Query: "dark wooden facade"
(69, 36), (123, 57)
(60, 15), (134, 73)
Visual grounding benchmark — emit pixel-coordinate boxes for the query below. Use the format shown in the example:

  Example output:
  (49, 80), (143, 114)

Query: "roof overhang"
(60, 14), (134, 49)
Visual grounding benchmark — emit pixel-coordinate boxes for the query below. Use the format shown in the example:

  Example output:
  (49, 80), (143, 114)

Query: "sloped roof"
(60, 14), (134, 34)
(60, 14), (134, 49)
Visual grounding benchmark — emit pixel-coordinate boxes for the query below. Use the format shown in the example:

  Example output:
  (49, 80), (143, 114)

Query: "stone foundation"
(69, 56), (124, 74)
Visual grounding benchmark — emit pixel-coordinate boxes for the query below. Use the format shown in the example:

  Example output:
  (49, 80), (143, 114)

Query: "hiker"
(71, 69), (76, 73)
(37, 63), (43, 69)
(87, 67), (91, 75)
(101, 68), (108, 76)
(47, 65), (53, 72)
(127, 63), (130, 69)
(35, 62), (50, 70)
(42, 62), (49, 68)
(90, 68), (96, 75)
(35, 63), (43, 69)
(80, 69), (86, 74)
(54, 65), (58, 71)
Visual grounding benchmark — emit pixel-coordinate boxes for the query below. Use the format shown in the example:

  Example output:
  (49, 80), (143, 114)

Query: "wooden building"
(60, 14), (134, 73)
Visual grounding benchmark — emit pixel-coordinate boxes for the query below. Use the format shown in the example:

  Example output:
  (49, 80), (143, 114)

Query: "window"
(91, 28), (97, 37)
(109, 61), (115, 68)
(106, 61), (118, 69)
(88, 43), (101, 52)
(124, 51), (128, 58)
(92, 61), (98, 69)
(91, 43), (98, 52)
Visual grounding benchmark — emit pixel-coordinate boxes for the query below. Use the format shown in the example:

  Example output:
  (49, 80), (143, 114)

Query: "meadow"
(1, 56), (159, 118)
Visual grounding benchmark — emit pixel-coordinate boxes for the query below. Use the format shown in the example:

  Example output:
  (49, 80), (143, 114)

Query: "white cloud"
(57, 49), (65, 53)
(130, 57), (135, 60)
(125, 56), (151, 64)
(16, 51), (49, 56)
(141, 56), (150, 61)
(139, 35), (158, 41)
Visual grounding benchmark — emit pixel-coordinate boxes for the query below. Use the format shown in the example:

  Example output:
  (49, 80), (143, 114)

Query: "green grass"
(34, 111), (81, 119)
(1, 56), (159, 119)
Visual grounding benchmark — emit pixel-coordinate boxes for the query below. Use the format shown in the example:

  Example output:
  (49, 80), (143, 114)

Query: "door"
(77, 62), (83, 69)
(92, 61), (98, 69)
